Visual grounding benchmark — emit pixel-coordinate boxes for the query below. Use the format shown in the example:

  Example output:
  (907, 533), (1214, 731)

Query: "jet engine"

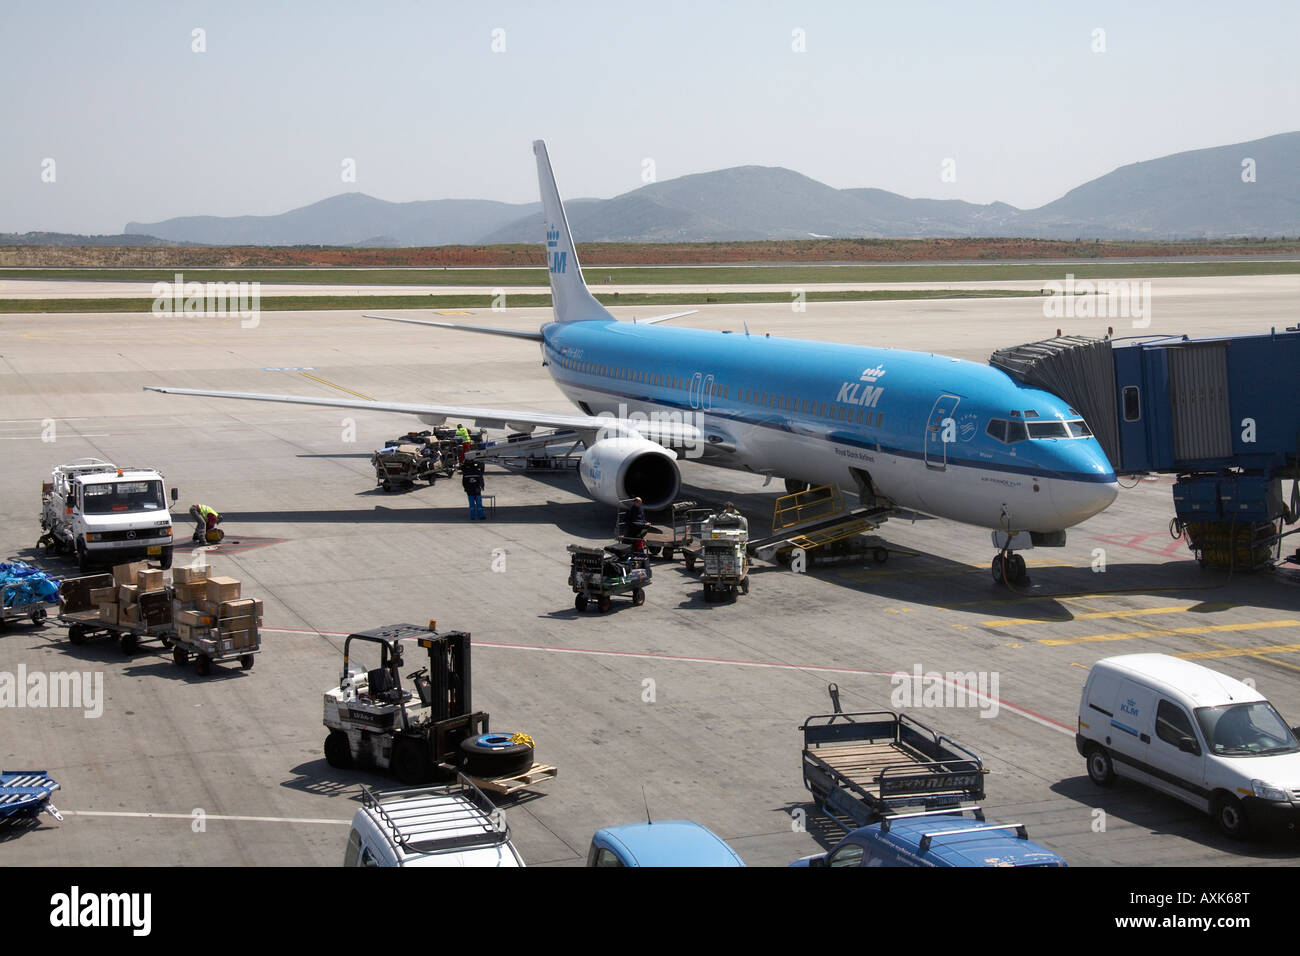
(579, 437), (680, 510)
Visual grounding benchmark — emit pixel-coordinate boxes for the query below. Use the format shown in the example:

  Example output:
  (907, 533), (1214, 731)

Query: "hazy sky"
(3, 0), (1296, 234)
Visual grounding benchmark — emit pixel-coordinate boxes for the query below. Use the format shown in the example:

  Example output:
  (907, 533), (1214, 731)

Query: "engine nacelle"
(579, 437), (680, 511)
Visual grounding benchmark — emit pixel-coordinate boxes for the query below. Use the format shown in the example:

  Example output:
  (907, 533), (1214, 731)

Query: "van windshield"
(82, 480), (166, 515)
(1195, 702), (1299, 756)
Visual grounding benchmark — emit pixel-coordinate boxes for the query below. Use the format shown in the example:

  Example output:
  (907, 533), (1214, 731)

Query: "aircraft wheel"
(1008, 553), (1027, 584)
(991, 554), (1004, 584)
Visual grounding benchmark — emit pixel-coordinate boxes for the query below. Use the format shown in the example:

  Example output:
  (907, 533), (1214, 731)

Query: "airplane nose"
(1046, 441), (1118, 527)
(1050, 476), (1119, 527)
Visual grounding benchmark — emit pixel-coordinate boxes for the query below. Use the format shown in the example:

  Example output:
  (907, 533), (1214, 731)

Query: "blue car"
(791, 808), (1067, 867)
(587, 821), (746, 867)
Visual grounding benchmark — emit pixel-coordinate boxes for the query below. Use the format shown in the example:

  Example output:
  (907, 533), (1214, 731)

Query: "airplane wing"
(636, 310), (697, 326)
(141, 385), (703, 448)
(362, 314), (544, 341)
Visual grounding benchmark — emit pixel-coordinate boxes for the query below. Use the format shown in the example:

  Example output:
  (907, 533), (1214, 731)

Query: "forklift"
(322, 623), (491, 784)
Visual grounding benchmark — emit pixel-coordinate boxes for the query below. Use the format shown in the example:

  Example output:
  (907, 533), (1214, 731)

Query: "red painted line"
(264, 626), (1074, 734)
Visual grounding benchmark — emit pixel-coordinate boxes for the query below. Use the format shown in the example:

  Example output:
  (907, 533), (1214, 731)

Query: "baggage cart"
(567, 544), (652, 612)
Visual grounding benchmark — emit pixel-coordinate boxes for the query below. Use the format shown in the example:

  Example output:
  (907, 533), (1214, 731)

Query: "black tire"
(382, 479), (392, 492)
(240, 653), (254, 670)
(31, 608), (47, 625)
(119, 632), (137, 655)
(647, 545), (662, 557)
(1008, 553), (1027, 584)
(324, 730), (353, 770)
(740, 576), (750, 595)
(684, 553), (696, 572)
(460, 733), (534, 778)
(69, 623), (88, 645)
(1086, 746), (1116, 787)
(393, 737), (433, 784)
(661, 547), (675, 561)
(991, 554), (1004, 584)
(173, 646), (188, 667)
(1211, 793), (1250, 840)
(194, 654), (212, 676)
(77, 542), (91, 572)
(873, 547), (888, 564)
(574, 593), (587, 612)
(159, 546), (173, 570)
(598, 594), (611, 613)
(632, 587), (645, 607)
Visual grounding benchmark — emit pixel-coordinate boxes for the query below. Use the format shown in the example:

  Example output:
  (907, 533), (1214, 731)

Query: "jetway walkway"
(991, 328), (1300, 570)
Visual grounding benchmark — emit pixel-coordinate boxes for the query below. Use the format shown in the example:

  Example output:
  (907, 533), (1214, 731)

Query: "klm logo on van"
(1121, 697), (1140, 718)
(836, 382), (884, 407)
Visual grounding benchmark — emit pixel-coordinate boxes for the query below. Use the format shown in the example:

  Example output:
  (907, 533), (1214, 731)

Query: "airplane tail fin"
(533, 140), (614, 324)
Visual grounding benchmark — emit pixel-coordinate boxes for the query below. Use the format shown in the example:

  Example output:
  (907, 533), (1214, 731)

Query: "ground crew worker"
(719, 501), (748, 531)
(455, 423), (471, 445)
(624, 497), (648, 539)
(461, 459), (486, 520)
(189, 504), (222, 543)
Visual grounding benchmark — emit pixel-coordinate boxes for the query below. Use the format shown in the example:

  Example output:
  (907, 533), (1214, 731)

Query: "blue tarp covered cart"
(0, 560), (60, 628)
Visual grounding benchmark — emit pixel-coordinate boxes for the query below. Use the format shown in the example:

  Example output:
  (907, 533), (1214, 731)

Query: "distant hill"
(0, 231), (186, 247)
(119, 131), (1298, 245)
(127, 194), (543, 247)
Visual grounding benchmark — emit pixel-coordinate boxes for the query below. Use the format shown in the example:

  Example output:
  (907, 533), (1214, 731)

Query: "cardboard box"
(220, 615), (254, 635)
(176, 609), (215, 628)
(226, 628), (256, 650)
(176, 622), (194, 641)
(136, 569), (164, 591)
(119, 603), (140, 625)
(172, 565), (209, 585)
(98, 602), (119, 624)
(89, 586), (117, 606)
(112, 561), (147, 587)
(118, 584), (139, 605)
(206, 577), (241, 603)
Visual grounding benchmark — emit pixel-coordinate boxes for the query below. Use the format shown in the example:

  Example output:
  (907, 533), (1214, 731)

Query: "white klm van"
(1076, 653), (1300, 839)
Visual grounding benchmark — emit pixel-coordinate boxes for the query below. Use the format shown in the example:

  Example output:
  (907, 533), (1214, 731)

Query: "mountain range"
(120, 131), (1300, 245)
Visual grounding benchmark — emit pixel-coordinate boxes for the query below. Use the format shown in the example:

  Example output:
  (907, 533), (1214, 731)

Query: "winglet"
(533, 140), (615, 325)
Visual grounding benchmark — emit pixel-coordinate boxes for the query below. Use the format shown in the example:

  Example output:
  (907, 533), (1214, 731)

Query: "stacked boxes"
(170, 566), (262, 654)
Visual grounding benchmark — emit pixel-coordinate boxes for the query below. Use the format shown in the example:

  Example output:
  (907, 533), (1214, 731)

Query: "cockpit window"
(1027, 421), (1069, 439)
(986, 418), (1027, 444)
(985, 419), (1006, 443)
(1066, 419), (1092, 437)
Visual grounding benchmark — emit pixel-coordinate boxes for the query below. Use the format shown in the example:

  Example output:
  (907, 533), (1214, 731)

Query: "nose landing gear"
(991, 549), (1028, 586)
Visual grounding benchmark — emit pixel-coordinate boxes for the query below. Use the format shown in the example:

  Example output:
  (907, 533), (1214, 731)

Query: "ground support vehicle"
(0, 561), (59, 628)
(801, 691), (985, 828)
(790, 807), (1066, 867)
(587, 821), (745, 867)
(635, 502), (709, 563)
(323, 623), (556, 789)
(0, 771), (63, 825)
(57, 573), (174, 655)
(39, 459), (177, 571)
(170, 616), (259, 676)
(567, 544), (651, 612)
(371, 445), (438, 491)
(1077, 653), (1300, 839)
(344, 776), (523, 867)
(698, 516), (750, 601)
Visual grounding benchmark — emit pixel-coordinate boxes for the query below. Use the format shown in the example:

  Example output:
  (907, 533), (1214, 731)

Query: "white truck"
(40, 459), (177, 571)
(343, 778), (524, 867)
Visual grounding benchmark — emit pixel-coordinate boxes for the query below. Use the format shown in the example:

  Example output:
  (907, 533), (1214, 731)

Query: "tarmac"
(2, 272), (1298, 866)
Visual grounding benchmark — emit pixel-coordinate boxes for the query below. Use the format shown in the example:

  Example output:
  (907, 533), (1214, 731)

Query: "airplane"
(146, 140), (1118, 585)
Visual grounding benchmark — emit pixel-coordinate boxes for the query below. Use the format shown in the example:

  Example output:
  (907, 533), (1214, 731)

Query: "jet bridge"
(990, 328), (1300, 569)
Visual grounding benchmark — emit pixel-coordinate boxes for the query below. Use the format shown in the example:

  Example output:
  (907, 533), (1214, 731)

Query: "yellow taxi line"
(1038, 620), (1300, 647)
(299, 371), (376, 402)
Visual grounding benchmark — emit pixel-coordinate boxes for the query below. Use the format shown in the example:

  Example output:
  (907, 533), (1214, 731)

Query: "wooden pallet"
(811, 742), (927, 796)
(464, 763), (558, 796)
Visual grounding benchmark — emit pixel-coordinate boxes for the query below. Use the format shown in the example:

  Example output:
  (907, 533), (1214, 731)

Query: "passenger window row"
(554, 353), (884, 427)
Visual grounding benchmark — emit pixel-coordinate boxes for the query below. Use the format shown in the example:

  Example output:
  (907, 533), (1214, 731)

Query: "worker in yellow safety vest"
(455, 423), (471, 445)
(189, 504), (222, 543)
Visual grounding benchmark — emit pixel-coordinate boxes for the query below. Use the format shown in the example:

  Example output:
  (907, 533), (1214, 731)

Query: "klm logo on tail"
(546, 226), (567, 275)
